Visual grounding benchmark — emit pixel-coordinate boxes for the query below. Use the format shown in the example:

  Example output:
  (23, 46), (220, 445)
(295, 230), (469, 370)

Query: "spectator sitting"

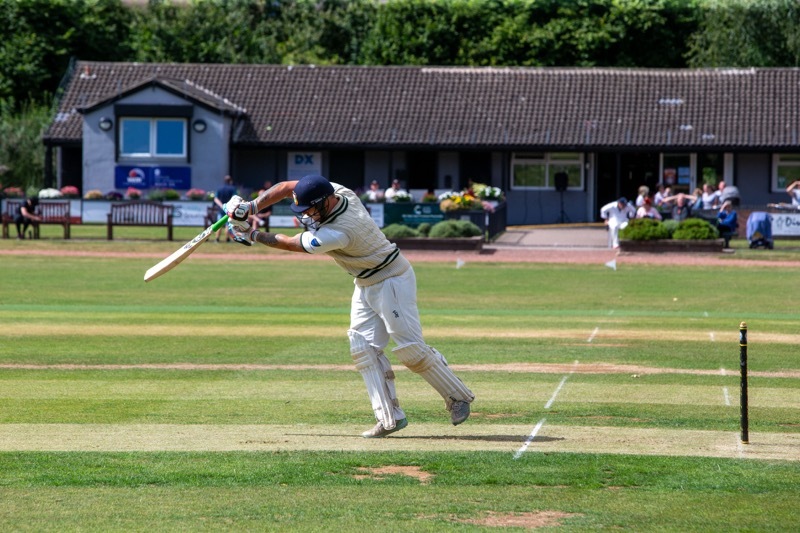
(661, 193), (696, 222)
(600, 196), (636, 249)
(786, 179), (800, 207)
(15, 197), (42, 239)
(701, 183), (721, 209)
(635, 185), (649, 208)
(636, 197), (662, 220)
(717, 200), (739, 247)
(653, 184), (667, 207)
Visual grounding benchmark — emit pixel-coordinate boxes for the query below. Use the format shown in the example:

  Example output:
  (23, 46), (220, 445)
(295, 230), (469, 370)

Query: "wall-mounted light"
(192, 119), (207, 133)
(99, 117), (113, 131)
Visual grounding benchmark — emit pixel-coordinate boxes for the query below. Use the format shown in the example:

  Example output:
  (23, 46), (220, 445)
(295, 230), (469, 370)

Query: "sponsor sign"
(287, 152), (321, 181)
(770, 213), (800, 237)
(114, 166), (191, 189)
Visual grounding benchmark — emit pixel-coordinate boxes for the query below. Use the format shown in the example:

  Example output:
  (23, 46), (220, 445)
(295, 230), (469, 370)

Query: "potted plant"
(38, 188), (63, 199)
(3, 186), (24, 198)
(59, 185), (80, 198)
(186, 188), (209, 201)
(84, 189), (103, 200)
(126, 187), (142, 200)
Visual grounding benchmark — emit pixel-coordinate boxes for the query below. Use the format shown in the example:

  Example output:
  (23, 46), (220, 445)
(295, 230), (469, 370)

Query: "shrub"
(428, 220), (482, 238)
(662, 219), (679, 238)
(417, 222), (432, 237)
(673, 218), (719, 240)
(620, 218), (670, 241)
(382, 223), (420, 239)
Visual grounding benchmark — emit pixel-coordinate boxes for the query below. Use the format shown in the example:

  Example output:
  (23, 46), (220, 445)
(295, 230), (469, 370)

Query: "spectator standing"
(253, 180), (274, 231)
(600, 197), (636, 249)
(383, 179), (408, 203)
(14, 197), (42, 239)
(213, 175), (238, 242)
(364, 180), (384, 202)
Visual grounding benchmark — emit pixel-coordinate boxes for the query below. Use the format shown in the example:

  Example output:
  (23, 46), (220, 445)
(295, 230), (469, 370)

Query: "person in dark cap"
(383, 178), (408, 203)
(15, 197), (42, 239)
(365, 180), (384, 202)
(223, 175), (474, 438)
(600, 196), (635, 249)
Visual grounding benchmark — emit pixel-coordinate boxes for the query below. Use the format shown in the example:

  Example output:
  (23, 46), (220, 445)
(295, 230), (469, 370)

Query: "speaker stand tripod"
(558, 190), (571, 223)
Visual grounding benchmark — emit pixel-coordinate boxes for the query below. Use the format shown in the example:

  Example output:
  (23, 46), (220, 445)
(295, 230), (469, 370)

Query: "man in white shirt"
(383, 179), (408, 202)
(600, 197), (636, 249)
(223, 175), (474, 438)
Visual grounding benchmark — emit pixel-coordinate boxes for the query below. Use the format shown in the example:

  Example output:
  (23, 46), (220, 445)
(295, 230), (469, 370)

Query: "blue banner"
(115, 166), (149, 189)
(114, 166), (192, 190)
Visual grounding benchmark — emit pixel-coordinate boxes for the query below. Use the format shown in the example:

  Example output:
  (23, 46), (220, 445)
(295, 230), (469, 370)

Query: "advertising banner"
(114, 166), (191, 189)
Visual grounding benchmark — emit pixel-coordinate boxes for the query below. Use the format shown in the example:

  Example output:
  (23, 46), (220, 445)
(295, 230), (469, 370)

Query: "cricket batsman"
(224, 175), (475, 437)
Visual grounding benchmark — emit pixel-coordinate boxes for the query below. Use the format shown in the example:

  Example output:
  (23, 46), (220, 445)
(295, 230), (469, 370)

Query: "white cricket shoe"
(361, 418), (408, 438)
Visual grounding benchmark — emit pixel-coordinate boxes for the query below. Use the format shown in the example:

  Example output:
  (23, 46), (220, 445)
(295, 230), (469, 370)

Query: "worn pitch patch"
(0, 423), (796, 461)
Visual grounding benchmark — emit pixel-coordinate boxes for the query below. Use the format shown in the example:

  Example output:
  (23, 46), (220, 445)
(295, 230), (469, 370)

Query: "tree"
(687, 0), (800, 67)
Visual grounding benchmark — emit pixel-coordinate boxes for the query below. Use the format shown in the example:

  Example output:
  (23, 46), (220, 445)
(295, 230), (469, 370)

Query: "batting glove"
(227, 221), (256, 246)
(224, 195), (256, 222)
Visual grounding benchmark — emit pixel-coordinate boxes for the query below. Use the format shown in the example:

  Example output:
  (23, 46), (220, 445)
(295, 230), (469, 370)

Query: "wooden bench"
(2, 200), (71, 239)
(107, 201), (174, 240)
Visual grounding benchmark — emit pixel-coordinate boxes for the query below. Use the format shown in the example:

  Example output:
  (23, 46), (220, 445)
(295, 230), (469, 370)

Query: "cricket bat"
(144, 215), (228, 282)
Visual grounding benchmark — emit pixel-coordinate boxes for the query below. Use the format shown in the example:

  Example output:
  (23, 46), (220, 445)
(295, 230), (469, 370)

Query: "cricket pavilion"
(43, 60), (800, 226)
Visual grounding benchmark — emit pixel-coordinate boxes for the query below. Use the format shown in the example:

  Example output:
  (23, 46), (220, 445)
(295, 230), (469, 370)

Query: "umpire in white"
(225, 175), (475, 438)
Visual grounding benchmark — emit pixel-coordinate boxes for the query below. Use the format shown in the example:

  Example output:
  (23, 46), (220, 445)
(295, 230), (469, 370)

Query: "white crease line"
(607, 310), (615, 316)
(709, 332), (715, 342)
(587, 327), (599, 343)
(703, 311), (709, 317)
(544, 360), (578, 409)
(720, 368), (731, 405)
(513, 418), (546, 460)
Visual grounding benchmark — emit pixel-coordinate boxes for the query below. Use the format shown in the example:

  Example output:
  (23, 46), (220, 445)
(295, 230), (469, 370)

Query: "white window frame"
(511, 152), (584, 190)
(773, 153), (800, 191)
(120, 117), (187, 159)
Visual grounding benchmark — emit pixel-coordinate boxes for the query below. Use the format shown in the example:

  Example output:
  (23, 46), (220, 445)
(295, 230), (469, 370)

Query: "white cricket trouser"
(350, 268), (422, 421)
(350, 267), (424, 349)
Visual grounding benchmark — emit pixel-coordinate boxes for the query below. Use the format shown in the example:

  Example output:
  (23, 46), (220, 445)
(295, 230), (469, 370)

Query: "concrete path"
(490, 224), (609, 250)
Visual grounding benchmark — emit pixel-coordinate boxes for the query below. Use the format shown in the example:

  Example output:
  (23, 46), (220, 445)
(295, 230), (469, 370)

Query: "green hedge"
(621, 217), (719, 241)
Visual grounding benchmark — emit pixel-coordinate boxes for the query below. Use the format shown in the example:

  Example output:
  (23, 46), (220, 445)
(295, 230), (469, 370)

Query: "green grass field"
(0, 229), (798, 531)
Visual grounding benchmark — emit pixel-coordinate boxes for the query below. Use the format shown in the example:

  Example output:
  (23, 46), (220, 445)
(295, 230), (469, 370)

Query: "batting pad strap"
(393, 343), (474, 409)
(348, 330), (397, 429)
